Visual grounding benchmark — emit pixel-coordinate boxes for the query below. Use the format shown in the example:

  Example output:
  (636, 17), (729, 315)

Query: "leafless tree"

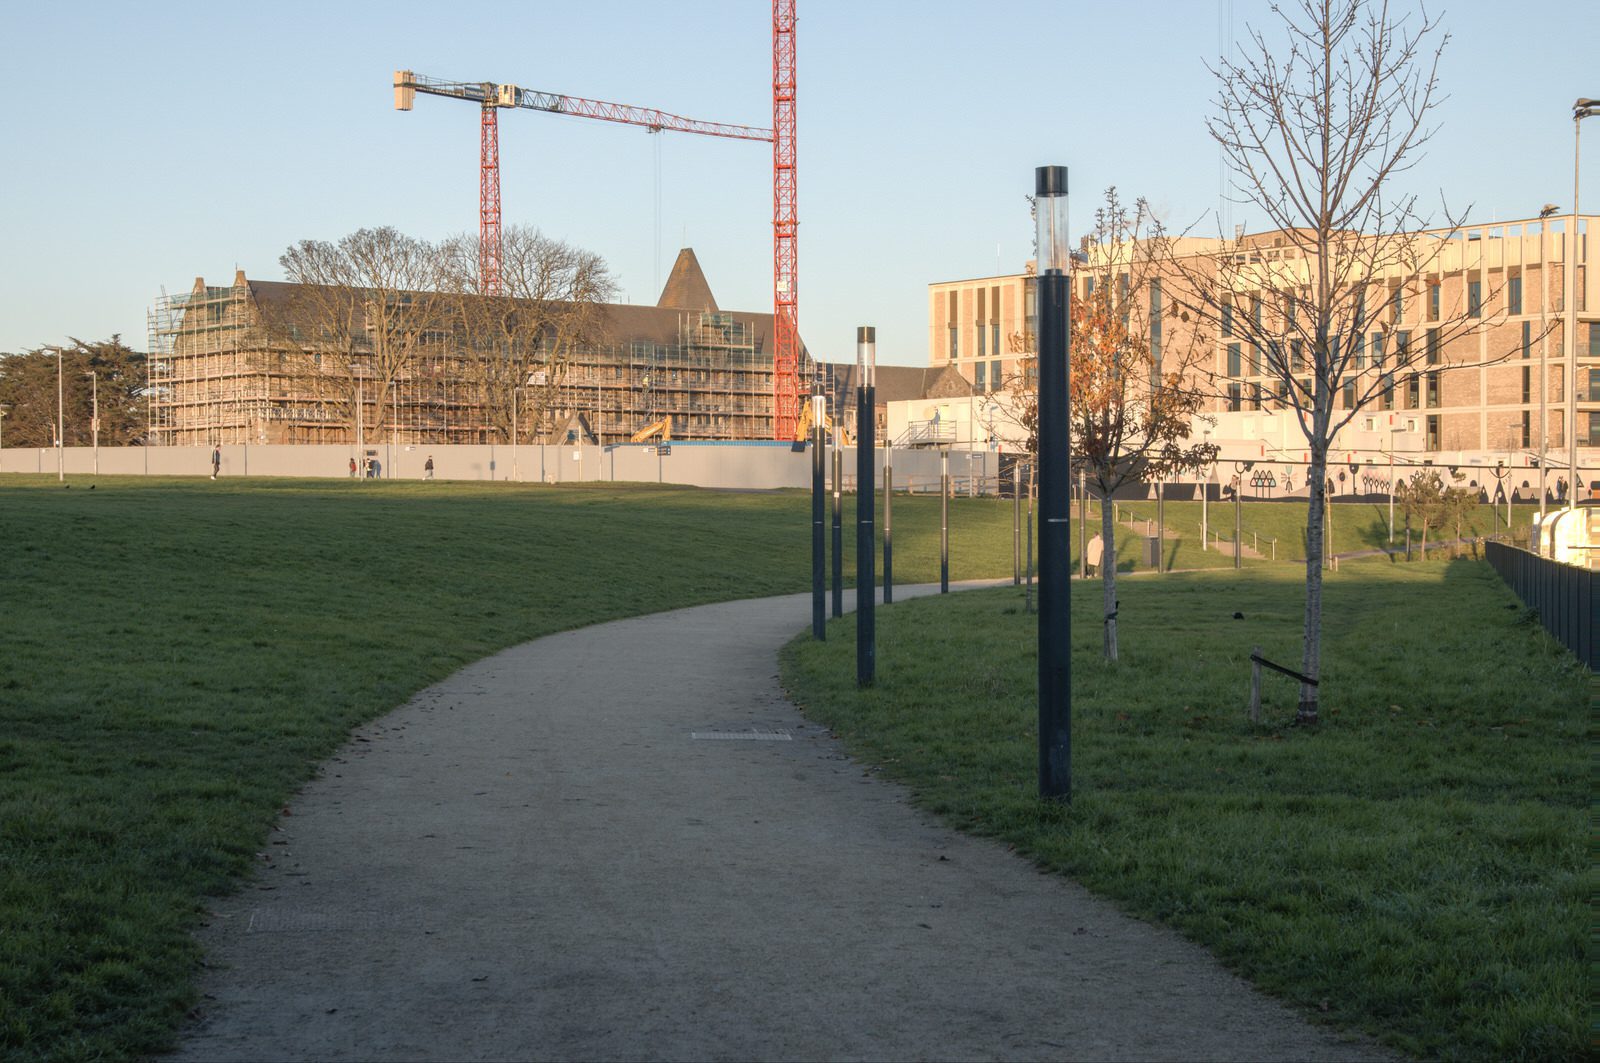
(277, 227), (454, 442)
(440, 226), (616, 443)
(1165, 0), (1526, 723)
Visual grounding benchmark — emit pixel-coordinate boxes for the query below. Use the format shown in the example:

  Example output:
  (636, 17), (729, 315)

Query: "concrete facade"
(929, 215), (1599, 484)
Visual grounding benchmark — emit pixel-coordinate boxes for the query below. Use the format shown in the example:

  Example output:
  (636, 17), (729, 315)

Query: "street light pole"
(1034, 164), (1072, 802)
(55, 345), (63, 482)
(1540, 203), (1559, 522)
(856, 327), (876, 687)
(1567, 99), (1596, 502)
(812, 367), (826, 640)
(85, 371), (98, 477)
(1382, 422), (1395, 541)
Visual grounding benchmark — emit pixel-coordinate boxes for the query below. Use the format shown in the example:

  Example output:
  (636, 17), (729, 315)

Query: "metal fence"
(1484, 541), (1597, 669)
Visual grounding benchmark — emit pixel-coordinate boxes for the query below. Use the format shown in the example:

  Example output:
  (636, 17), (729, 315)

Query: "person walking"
(424, 456), (434, 481)
(1085, 532), (1104, 578)
(349, 457), (357, 479)
(211, 446), (221, 480)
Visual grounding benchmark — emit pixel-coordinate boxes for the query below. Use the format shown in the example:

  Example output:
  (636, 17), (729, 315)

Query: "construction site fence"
(0, 444), (1010, 495)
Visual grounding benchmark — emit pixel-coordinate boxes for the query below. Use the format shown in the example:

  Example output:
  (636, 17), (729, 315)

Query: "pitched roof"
(818, 363), (974, 404)
(657, 248), (719, 312)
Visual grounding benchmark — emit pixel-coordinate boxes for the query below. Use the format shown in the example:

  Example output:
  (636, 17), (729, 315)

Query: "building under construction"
(146, 249), (814, 447)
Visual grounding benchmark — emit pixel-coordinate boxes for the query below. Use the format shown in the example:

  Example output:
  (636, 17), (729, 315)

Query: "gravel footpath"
(175, 584), (1385, 1062)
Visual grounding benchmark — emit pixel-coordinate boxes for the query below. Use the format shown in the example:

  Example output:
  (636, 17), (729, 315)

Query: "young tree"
(1067, 189), (1217, 661)
(0, 337), (146, 447)
(1167, 0), (1519, 722)
(440, 226), (616, 443)
(277, 227), (455, 442)
(1396, 468), (1445, 557)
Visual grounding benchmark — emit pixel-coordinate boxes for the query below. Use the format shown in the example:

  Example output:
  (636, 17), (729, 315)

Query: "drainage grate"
(246, 907), (420, 933)
(690, 730), (792, 741)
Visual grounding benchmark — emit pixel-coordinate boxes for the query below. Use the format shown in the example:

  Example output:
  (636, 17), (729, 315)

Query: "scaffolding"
(147, 276), (806, 447)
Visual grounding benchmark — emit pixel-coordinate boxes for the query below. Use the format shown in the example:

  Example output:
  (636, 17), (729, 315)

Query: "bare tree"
(1166, 0), (1523, 723)
(441, 226), (616, 443)
(277, 227), (454, 442)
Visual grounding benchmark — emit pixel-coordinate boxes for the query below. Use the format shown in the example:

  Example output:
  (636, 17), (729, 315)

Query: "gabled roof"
(819, 363), (974, 404)
(657, 248), (719, 312)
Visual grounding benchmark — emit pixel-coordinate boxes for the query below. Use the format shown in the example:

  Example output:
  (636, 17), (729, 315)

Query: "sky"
(0, 0), (1592, 367)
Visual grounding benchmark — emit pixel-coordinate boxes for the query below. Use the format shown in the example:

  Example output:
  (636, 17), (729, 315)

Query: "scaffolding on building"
(147, 277), (808, 448)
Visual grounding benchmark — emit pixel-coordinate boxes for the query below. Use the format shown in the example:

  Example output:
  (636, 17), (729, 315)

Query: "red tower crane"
(393, 4), (801, 439)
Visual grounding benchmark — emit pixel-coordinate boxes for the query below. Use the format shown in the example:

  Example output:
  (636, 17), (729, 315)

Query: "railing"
(1484, 541), (1597, 668)
(894, 419), (957, 448)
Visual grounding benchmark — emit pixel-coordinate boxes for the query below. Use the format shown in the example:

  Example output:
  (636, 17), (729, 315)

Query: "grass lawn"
(781, 563), (1589, 1060)
(0, 473), (1030, 1060)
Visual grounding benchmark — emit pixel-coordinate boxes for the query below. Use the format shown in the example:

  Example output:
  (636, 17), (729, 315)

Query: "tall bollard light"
(811, 368), (826, 641)
(1013, 461), (1022, 585)
(1035, 165), (1072, 802)
(832, 442), (843, 619)
(940, 448), (950, 593)
(883, 449), (894, 603)
(856, 327), (877, 687)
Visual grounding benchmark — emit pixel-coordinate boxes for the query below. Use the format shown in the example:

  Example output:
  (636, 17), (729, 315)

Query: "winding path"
(176, 586), (1383, 1061)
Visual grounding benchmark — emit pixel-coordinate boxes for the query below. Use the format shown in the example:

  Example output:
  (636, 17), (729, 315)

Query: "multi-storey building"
(147, 250), (813, 447)
(930, 215), (1598, 473)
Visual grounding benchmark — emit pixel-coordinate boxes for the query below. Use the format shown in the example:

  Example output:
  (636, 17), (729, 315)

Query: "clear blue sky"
(0, 0), (1591, 366)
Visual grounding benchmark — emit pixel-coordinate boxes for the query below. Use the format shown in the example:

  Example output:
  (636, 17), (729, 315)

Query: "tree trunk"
(1298, 451), (1326, 725)
(1420, 521), (1428, 559)
(1101, 495), (1118, 661)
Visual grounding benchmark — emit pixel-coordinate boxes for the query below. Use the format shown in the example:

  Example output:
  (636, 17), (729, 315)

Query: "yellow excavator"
(794, 401), (851, 445)
(630, 417), (673, 443)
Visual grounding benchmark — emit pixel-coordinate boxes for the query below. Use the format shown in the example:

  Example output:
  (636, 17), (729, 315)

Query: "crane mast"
(394, 34), (799, 440)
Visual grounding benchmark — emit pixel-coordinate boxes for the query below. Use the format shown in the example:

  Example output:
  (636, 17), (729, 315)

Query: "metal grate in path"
(690, 730), (792, 741)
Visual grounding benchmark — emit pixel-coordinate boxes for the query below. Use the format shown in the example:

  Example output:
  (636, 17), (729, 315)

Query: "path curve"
(176, 585), (1383, 1062)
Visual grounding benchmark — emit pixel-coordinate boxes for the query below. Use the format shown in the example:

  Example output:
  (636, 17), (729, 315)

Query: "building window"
(1522, 410), (1532, 447)
(1355, 288), (1366, 329)
(1589, 323), (1600, 358)
(976, 323), (986, 358)
(1406, 373), (1420, 409)
(1371, 332), (1385, 368)
(1522, 321), (1531, 359)
(949, 327), (958, 361)
(1249, 383), (1262, 411)
(992, 323), (1000, 359)
(1468, 280), (1482, 318)
(1342, 380), (1356, 410)
(1354, 333), (1365, 370)
(1395, 330), (1410, 364)
(1222, 302), (1233, 337)
(1149, 280), (1162, 361)
(1381, 373), (1395, 410)
(1508, 275), (1523, 315)
(1289, 339), (1303, 372)
(1227, 343), (1242, 377)
(1250, 343), (1263, 376)
(1084, 276), (1095, 299)
(1428, 283), (1441, 321)
(1426, 414), (1440, 451)
(991, 359), (1001, 391)
(1426, 327), (1440, 365)
(1426, 371), (1439, 407)
(1227, 383), (1241, 412)
(1586, 412), (1600, 447)
(1391, 285), (1403, 322)
(975, 361), (987, 391)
